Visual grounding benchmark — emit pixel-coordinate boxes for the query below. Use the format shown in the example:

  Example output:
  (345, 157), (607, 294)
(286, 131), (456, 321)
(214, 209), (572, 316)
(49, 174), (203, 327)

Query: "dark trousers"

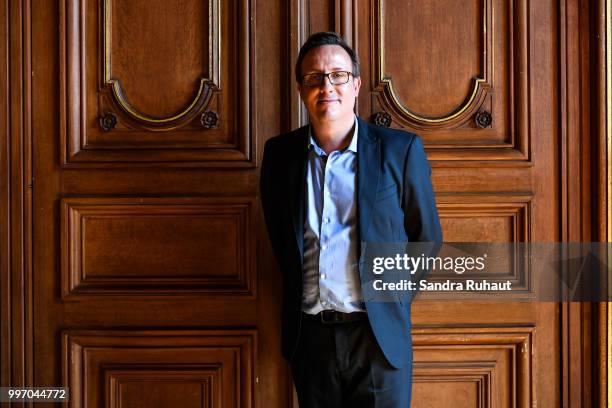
(290, 314), (412, 408)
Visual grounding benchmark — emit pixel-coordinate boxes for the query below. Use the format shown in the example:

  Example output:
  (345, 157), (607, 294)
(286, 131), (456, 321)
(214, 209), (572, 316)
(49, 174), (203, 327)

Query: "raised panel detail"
(104, 366), (221, 408)
(412, 326), (534, 408)
(377, 0), (490, 124)
(63, 330), (255, 408)
(372, 0), (530, 162)
(437, 194), (531, 243)
(414, 364), (492, 408)
(61, 197), (255, 298)
(103, 0), (218, 124)
(60, 0), (253, 166)
(425, 194), (533, 297)
(108, 368), (218, 408)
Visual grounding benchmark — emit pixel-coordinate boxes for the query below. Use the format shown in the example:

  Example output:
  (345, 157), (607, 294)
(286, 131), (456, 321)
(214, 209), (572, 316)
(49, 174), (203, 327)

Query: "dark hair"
(295, 31), (360, 82)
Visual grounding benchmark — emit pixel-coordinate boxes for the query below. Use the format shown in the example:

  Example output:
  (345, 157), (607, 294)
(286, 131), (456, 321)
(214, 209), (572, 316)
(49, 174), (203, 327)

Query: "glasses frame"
(300, 71), (354, 87)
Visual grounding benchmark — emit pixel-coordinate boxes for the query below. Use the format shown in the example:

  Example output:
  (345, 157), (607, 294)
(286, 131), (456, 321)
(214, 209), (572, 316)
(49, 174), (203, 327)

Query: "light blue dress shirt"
(302, 118), (365, 314)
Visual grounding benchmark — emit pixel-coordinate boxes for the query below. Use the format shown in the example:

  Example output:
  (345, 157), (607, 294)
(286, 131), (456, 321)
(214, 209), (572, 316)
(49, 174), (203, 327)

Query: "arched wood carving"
(372, 0), (492, 130)
(59, 0), (253, 166)
(102, 0), (220, 130)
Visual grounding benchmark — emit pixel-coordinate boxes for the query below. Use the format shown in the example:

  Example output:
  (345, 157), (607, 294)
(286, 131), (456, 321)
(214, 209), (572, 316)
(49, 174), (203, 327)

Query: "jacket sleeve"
(259, 139), (285, 267)
(402, 135), (442, 244)
(402, 135), (443, 290)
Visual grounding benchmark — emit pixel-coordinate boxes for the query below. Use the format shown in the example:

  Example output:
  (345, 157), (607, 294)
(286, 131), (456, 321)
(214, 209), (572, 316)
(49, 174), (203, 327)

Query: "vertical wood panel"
(110, 0), (210, 118)
(2, 0), (34, 391)
(308, 0), (334, 33)
(29, 0), (289, 405)
(0, 0), (9, 389)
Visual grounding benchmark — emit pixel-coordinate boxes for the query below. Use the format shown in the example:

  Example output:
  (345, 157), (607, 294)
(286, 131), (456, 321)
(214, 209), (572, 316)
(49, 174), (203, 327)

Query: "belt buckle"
(320, 310), (338, 324)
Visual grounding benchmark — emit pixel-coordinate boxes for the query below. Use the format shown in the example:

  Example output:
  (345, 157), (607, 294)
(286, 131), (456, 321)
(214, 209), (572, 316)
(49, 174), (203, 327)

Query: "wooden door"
(284, 0), (589, 407)
(353, 1), (558, 406)
(2, 0), (599, 407)
(30, 0), (290, 407)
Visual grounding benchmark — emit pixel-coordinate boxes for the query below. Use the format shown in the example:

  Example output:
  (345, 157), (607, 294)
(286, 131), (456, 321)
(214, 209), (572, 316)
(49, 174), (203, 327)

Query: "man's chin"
(312, 110), (352, 124)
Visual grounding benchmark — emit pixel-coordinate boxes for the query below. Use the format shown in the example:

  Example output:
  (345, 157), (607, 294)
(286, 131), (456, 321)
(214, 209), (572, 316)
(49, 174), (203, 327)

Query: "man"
(260, 32), (442, 407)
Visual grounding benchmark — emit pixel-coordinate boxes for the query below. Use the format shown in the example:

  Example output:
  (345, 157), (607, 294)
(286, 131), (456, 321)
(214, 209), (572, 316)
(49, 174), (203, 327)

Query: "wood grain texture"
(412, 326), (534, 408)
(382, 0), (487, 119)
(369, 0), (530, 164)
(344, 0), (595, 405)
(63, 329), (256, 408)
(59, 0), (254, 166)
(1, 0), (34, 391)
(109, 0), (211, 119)
(0, 0), (9, 389)
(107, 368), (217, 408)
(61, 197), (255, 298)
(437, 194), (531, 243)
(0, 0), (600, 407)
(29, 0), (288, 406)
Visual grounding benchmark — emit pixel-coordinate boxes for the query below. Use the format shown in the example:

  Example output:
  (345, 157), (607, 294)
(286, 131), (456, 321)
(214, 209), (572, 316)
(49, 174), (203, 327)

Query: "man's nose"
(319, 76), (335, 91)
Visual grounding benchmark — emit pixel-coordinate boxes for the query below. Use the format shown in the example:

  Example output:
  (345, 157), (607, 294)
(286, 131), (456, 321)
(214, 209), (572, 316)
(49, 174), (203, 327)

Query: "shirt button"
(324, 217), (330, 224)
(321, 273), (326, 279)
(321, 244), (327, 250)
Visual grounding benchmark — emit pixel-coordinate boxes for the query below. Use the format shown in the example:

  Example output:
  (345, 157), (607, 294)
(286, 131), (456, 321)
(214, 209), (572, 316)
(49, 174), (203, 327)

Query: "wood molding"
(0, 0), (33, 390)
(370, 0), (531, 165)
(436, 193), (532, 243)
(63, 329), (256, 408)
(561, 0), (610, 405)
(101, 0), (221, 127)
(412, 326), (535, 407)
(60, 197), (256, 299)
(0, 0), (9, 389)
(287, 0), (308, 131)
(59, 0), (255, 167)
(372, 0), (492, 128)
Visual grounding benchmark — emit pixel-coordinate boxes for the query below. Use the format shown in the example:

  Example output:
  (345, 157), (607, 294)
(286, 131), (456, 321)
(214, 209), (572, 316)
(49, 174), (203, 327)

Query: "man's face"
(297, 45), (361, 125)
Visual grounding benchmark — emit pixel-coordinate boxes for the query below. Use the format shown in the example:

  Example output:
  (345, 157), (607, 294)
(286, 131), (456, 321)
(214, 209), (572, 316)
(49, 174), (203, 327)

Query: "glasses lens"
(329, 71), (350, 84)
(302, 74), (323, 87)
(301, 72), (351, 87)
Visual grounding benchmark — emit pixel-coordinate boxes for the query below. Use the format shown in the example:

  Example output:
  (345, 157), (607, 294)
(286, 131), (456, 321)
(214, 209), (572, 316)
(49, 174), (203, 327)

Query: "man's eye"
(330, 72), (343, 79)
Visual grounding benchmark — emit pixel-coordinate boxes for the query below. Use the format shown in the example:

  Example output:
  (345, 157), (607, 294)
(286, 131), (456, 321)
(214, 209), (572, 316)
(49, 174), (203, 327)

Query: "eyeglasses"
(300, 71), (353, 87)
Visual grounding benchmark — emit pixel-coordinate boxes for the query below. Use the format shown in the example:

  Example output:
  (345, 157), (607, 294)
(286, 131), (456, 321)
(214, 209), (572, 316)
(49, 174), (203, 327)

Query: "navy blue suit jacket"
(260, 117), (442, 369)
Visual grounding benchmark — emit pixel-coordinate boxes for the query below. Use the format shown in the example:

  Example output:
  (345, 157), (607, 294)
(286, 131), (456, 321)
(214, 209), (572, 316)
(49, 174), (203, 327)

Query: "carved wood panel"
(438, 194), (531, 243)
(417, 194), (533, 299)
(368, 0), (530, 162)
(59, 0), (254, 166)
(412, 326), (534, 407)
(31, 0), (289, 405)
(63, 330), (256, 408)
(339, 0), (560, 405)
(61, 197), (256, 298)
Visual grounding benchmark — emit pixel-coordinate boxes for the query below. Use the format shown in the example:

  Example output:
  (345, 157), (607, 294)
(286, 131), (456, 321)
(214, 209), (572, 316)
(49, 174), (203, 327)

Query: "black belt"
(302, 310), (367, 324)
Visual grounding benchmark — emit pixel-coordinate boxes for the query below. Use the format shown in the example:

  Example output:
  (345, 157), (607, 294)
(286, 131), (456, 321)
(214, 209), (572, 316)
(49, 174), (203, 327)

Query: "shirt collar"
(308, 116), (358, 155)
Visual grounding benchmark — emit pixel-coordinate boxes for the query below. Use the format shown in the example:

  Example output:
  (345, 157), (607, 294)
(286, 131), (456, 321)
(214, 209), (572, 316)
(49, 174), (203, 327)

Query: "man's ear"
(353, 76), (362, 96)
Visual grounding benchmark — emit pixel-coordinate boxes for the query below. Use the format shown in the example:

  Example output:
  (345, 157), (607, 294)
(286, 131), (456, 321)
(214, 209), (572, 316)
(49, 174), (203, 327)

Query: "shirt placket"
(318, 152), (333, 309)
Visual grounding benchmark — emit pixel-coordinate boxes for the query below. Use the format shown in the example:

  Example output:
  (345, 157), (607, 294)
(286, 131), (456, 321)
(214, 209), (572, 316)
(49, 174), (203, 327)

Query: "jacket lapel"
(288, 126), (310, 264)
(357, 118), (380, 243)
